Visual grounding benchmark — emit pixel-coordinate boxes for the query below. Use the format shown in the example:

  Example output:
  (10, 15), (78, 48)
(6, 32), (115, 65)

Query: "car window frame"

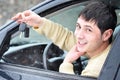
(0, 62), (97, 80)
(98, 25), (120, 80)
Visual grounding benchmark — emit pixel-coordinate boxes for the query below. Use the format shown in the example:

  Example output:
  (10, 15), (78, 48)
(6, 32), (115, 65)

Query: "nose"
(75, 30), (84, 39)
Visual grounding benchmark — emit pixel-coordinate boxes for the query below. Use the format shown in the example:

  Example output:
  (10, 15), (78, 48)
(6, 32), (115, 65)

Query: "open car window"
(2, 1), (87, 69)
(10, 1), (120, 46)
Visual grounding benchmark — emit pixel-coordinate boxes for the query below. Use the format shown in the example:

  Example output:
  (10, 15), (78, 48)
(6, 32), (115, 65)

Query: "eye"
(86, 28), (92, 32)
(76, 23), (81, 29)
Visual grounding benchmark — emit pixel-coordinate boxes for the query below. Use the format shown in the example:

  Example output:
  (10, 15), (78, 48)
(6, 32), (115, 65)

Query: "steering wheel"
(43, 42), (83, 75)
(43, 42), (65, 71)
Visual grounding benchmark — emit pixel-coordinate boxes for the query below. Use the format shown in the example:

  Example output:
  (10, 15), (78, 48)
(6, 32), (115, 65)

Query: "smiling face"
(74, 16), (112, 57)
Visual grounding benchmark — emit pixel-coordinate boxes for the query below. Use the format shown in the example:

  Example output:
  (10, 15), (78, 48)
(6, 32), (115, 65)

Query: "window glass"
(113, 10), (120, 39)
(116, 10), (120, 24)
(47, 4), (85, 31)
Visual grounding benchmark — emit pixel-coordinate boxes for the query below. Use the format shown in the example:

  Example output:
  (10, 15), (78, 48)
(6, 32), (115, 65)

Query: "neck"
(87, 42), (110, 58)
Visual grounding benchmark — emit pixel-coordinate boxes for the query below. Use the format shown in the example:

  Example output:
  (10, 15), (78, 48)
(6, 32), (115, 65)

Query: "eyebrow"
(76, 23), (93, 29)
(85, 25), (93, 29)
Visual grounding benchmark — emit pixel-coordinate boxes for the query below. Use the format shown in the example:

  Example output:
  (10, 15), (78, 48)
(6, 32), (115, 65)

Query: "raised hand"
(12, 10), (43, 27)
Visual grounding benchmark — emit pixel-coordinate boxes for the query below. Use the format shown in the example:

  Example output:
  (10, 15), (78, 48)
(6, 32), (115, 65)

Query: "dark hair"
(79, 0), (117, 43)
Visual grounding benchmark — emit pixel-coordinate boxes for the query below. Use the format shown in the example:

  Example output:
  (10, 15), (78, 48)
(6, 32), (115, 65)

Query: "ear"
(102, 29), (113, 41)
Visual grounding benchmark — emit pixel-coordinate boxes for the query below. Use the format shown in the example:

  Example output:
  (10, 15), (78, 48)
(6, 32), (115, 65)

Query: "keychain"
(19, 22), (29, 38)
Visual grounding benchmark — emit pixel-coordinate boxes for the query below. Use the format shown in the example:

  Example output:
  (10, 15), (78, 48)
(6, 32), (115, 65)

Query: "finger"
(21, 13), (27, 22)
(75, 52), (84, 58)
(11, 12), (22, 20)
(21, 10), (32, 22)
(23, 10), (32, 16)
(16, 20), (23, 24)
(70, 45), (78, 52)
(21, 13), (25, 18)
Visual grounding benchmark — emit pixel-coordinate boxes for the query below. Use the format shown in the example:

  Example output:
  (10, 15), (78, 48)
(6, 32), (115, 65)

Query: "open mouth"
(76, 41), (87, 51)
(78, 40), (87, 45)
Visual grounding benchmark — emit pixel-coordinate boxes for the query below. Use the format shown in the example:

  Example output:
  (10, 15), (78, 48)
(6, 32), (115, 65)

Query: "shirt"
(59, 45), (111, 78)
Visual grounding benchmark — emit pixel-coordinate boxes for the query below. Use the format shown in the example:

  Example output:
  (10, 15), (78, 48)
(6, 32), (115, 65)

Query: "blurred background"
(0, 0), (45, 26)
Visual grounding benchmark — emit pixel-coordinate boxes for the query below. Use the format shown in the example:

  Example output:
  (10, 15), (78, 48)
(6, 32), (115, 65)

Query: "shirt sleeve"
(33, 18), (77, 51)
(59, 62), (74, 74)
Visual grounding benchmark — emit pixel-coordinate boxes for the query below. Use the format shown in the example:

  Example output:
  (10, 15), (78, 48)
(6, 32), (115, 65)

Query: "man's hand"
(63, 45), (85, 63)
(11, 10), (43, 27)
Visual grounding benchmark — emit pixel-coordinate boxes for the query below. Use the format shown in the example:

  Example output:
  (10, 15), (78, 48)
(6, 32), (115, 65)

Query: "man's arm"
(12, 10), (77, 51)
(33, 18), (77, 51)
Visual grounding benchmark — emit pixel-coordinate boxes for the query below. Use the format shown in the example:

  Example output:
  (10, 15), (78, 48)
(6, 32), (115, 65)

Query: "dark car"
(0, 0), (120, 80)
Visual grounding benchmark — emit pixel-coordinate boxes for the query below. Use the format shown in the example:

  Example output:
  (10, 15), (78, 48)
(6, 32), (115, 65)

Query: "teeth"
(80, 42), (85, 44)
(79, 41), (86, 44)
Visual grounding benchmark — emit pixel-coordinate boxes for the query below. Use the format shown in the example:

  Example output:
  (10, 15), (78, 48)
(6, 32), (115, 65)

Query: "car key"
(19, 22), (27, 38)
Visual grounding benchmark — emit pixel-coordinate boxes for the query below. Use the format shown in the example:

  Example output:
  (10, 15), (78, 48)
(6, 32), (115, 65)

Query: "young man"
(59, 1), (117, 78)
(12, 0), (117, 78)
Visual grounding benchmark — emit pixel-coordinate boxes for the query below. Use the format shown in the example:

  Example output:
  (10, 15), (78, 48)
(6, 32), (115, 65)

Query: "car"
(0, 0), (120, 80)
